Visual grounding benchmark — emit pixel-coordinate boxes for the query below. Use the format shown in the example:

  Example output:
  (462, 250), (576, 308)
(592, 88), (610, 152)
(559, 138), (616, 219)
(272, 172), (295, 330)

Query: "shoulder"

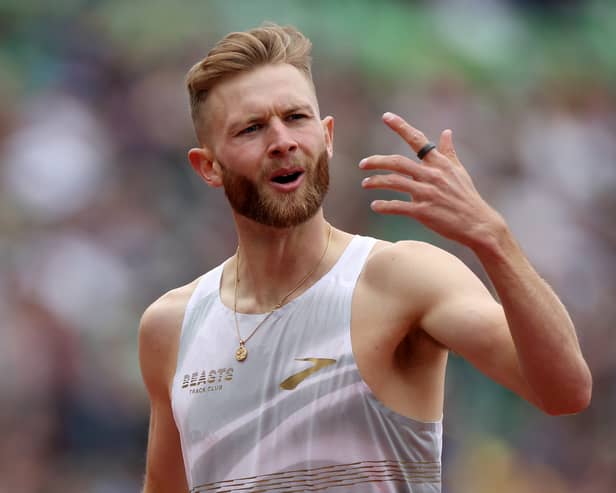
(362, 240), (483, 305)
(364, 239), (465, 283)
(138, 278), (201, 398)
(140, 280), (199, 339)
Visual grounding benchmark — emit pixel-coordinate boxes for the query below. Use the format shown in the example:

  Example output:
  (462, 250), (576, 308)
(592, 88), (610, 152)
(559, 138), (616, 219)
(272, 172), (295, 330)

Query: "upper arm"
(139, 298), (189, 493)
(380, 241), (541, 407)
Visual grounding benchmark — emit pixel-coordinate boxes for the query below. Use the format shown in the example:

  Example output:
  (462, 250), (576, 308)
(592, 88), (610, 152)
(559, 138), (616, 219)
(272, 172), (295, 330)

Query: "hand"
(359, 112), (505, 249)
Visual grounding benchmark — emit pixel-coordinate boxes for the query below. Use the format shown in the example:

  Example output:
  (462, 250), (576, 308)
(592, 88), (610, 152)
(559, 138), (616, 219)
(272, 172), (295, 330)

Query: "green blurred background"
(1, 1), (615, 491)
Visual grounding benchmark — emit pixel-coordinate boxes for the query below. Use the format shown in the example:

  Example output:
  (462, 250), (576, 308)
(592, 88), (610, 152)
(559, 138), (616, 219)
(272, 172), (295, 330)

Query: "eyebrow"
(284, 104), (313, 115)
(227, 104), (315, 135)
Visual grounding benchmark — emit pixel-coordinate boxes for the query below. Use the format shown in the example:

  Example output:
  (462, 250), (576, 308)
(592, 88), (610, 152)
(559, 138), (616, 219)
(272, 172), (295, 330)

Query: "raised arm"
(359, 112), (591, 415)
(139, 294), (190, 492)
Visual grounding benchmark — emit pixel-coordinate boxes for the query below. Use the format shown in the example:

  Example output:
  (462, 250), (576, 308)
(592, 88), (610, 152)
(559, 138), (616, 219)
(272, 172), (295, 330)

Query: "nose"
(266, 118), (298, 158)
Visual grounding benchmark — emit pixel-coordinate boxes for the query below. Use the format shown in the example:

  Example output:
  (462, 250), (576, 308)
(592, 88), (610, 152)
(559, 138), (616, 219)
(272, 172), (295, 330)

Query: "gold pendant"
(235, 344), (247, 362)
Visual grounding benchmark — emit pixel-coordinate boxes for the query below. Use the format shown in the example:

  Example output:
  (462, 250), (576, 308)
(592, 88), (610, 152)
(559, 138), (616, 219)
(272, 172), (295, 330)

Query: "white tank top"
(172, 235), (442, 492)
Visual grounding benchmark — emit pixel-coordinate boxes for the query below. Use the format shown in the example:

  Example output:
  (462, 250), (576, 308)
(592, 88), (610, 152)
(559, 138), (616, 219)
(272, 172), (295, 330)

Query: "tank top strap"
(327, 234), (378, 284)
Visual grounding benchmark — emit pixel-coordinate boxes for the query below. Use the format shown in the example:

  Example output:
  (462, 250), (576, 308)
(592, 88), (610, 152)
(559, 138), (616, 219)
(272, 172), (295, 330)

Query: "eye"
(287, 113), (307, 121)
(238, 123), (262, 136)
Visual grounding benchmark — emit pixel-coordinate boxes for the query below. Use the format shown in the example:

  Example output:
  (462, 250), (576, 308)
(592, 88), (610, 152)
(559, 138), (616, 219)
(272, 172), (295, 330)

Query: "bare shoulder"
(363, 240), (476, 295)
(359, 239), (494, 323)
(365, 239), (456, 266)
(140, 279), (200, 342)
(138, 278), (202, 398)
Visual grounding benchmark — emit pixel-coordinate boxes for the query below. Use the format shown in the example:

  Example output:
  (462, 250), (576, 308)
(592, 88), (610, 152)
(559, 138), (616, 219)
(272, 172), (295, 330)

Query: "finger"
(382, 112), (441, 163)
(361, 173), (432, 197)
(370, 199), (424, 217)
(438, 129), (461, 165)
(359, 154), (435, 181)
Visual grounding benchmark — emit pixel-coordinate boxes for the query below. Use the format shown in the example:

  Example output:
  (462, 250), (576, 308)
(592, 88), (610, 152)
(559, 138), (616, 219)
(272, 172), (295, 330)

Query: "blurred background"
(1, 0), (614, 491)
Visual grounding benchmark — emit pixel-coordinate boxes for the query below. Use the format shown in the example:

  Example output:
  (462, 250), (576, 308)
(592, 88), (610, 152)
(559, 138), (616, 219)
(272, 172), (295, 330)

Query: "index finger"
(382, 112), (437, 161)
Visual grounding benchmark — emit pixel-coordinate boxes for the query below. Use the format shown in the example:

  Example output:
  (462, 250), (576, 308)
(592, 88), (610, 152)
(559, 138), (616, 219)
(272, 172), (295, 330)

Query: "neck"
(231, 211), (332, 312)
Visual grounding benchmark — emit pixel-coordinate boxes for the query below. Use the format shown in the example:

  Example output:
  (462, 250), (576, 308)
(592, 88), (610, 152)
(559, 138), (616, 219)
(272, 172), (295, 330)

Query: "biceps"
(144, 400), (189, 492)
(423, 295), (537, 404)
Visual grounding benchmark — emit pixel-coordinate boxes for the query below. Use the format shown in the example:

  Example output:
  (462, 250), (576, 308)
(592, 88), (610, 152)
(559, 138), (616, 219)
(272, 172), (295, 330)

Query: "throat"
(232, 223), (334, 313)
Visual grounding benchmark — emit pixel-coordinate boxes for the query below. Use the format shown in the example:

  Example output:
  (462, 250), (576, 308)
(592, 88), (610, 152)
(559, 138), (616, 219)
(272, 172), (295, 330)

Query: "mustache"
(218, 158), (307, 176)
(262, 159), (306, 175)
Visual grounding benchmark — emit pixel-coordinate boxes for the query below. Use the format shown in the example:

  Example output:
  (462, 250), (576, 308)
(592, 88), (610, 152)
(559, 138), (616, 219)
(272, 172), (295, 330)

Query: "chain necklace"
(233, 223), (333, 362)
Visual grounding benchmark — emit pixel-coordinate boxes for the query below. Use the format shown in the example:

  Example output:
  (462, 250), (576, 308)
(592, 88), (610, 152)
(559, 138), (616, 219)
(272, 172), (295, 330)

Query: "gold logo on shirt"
(181, 367), (234, 395)
(280, 358), (336, 390)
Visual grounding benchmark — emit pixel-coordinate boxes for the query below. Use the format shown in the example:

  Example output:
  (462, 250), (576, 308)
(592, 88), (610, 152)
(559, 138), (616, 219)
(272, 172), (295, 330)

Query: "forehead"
(206, 64), (318, 130)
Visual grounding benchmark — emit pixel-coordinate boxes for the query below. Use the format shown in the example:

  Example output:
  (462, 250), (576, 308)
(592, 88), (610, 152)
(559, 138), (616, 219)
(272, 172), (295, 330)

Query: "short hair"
(186, 23), (314, 141)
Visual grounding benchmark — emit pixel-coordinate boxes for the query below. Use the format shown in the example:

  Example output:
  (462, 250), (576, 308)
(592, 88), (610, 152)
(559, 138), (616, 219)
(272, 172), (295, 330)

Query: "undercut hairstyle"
(186, 23), (314, 141)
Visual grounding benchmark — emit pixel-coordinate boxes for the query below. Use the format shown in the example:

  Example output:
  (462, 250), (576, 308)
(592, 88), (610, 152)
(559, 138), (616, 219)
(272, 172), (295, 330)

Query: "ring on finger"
(417, 142), (436, 160)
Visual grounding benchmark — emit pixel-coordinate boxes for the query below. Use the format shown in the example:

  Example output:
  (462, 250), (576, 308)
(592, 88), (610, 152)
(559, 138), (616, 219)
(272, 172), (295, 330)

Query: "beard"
(220, 150), (330, 228)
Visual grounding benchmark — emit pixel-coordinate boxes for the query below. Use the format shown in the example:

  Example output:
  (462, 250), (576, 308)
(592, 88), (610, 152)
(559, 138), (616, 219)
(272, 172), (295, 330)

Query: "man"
(138, 24), (591, 492)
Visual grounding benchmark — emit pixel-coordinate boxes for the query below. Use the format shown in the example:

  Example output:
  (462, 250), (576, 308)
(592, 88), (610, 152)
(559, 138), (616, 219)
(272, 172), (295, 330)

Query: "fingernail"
(362, 177), (371, 186)
(383, 112), (395, 122)
(358, 159), (367, 168)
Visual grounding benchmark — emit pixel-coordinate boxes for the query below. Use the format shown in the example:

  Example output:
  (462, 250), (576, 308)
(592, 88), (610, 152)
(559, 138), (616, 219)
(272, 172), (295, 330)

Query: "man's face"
(203, 64), (334, 228)
(219, 149), (329, 228)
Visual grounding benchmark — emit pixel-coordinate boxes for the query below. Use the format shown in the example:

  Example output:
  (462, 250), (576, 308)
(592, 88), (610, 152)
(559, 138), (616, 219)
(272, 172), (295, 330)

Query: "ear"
(322, 116), (334, 158)
(187, 147), (223, 188)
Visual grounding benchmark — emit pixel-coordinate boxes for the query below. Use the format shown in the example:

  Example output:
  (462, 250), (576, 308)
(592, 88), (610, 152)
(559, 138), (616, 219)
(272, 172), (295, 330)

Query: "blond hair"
(186, 23), (314, 140)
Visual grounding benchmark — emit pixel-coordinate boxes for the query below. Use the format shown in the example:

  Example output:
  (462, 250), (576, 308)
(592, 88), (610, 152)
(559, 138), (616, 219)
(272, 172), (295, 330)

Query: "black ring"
(417, 142), (436, 160)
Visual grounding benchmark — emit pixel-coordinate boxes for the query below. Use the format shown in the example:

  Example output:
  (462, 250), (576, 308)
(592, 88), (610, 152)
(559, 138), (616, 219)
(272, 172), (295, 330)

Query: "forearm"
(472, 221), (592, 415)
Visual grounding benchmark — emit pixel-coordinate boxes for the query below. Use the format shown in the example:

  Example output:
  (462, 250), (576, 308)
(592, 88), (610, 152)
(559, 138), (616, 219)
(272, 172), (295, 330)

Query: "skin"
(139, 63), (592, 492)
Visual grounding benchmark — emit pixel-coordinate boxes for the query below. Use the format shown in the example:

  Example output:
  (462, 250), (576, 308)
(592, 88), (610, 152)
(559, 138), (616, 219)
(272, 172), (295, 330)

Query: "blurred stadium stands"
(1, 1), (614, 491)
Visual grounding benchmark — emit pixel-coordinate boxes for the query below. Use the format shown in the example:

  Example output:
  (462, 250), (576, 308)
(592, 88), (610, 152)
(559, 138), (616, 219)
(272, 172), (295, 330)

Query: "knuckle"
(391, 155), (406, 168)
(427, 169), (446, 186)
(412, 130), (426, 143)
(383, 174), (397, 186)
(421, 183), (438, 199)
(433, 173), (447, 187)
(367, 175), (381, 186)
(410, 201), (428, 216)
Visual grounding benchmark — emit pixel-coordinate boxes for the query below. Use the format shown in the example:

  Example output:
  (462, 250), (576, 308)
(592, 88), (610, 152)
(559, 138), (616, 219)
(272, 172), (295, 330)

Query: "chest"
(172, 287), (357, 432)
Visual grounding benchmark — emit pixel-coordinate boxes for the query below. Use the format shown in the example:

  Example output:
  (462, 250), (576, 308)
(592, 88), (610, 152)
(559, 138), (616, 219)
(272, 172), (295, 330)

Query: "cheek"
(218, 143), (262, 174)
(297, 130), (327, 154)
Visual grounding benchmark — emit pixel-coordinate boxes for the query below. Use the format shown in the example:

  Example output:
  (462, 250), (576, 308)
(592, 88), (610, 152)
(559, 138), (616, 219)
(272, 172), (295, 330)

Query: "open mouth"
(271, 171), (303, 184)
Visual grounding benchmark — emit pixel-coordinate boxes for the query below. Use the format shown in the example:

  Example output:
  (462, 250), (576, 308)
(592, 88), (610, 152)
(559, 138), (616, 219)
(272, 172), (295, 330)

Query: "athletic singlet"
(171, 235), (442, 492)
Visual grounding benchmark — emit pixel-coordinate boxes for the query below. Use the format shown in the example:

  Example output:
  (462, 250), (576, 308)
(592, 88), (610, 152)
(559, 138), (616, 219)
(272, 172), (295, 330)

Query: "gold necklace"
(233, 223), (333, 362)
